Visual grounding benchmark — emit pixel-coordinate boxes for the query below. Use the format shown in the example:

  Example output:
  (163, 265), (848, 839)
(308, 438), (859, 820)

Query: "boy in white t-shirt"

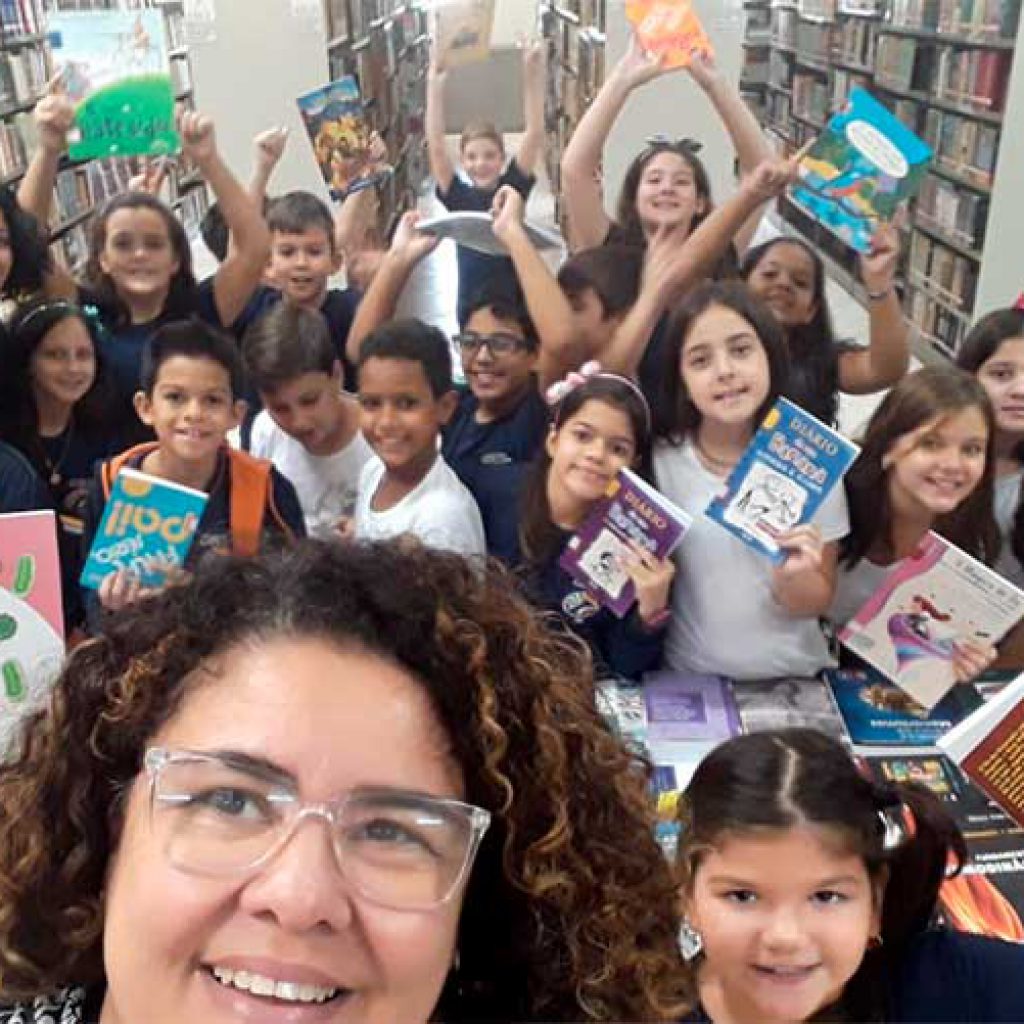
(242, 304), (372, 538)
(354, 318), (485, 557)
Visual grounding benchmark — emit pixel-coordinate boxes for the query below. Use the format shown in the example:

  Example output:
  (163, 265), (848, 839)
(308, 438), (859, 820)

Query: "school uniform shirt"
(830, 554), (897, 629)
(520, 528), (666, 682)
(354, 453), (486, 558)
(993, 469), (1024, 588)
(248, 409), (373, 539)
(436, 159), (535, 325)
(653, 437), (848, 680)
(442, 386), (548, 565)
(0, 441), (51, 514)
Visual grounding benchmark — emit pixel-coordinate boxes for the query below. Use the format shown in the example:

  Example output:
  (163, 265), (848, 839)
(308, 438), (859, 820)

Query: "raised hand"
(860, 217), (902, 296)
(392, 209), (440, 264)
(179, 110), (218, 167)
(612, 33), (671, 90)
(491, 184), (526, 244)
(685, 48), (722, 90)
(34, 73), (76, 154)
(253, 125), (289, 173)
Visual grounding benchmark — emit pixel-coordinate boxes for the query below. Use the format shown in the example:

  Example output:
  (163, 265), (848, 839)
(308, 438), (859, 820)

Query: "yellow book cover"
(626, 0), (714, 68)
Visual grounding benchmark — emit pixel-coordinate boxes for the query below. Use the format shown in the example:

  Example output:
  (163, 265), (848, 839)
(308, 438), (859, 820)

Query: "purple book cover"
(643, 670), (742, 742)
(559, 468), (692, 618)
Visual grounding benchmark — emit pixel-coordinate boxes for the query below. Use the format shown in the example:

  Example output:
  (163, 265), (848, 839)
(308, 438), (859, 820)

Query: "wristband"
(866, 286), (894, 302)
(639, 607), (672, 631)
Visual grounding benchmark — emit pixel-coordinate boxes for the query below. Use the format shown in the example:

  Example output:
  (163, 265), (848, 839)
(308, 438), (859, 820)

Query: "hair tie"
(1014, 292), (1024, 312)
(544, 360), (653, 433)
(645, 134), (704, 155)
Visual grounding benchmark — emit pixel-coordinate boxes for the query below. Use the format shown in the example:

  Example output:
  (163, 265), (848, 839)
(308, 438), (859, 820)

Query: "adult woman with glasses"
(0, 540), (687, 1023)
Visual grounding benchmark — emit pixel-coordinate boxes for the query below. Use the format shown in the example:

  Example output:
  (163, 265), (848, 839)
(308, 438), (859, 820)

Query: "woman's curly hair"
(0, 540), (688, 1022)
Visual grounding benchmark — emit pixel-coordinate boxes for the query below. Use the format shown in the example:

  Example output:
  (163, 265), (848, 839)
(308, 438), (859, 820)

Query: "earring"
(868, 933), (884, 950)
(678, 918), (704, 962)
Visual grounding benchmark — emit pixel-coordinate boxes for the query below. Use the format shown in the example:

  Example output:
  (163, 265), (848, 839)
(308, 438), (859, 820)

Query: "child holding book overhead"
(956, 305), (1024, 588)
(830, 365), (999, 680)
(676, 728), (1024, 1023)
(519, 370), (674, 681)
(652, 281), (848, 681)
(426, 41), (545, 325)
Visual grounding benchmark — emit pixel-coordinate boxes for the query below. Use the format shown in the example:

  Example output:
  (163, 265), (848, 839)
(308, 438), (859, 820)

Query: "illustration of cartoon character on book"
(726, 463), (805, 541)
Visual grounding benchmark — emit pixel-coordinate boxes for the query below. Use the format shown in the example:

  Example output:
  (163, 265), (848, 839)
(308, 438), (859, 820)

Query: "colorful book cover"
(625, 0), (715, 68)
(0, 511), (65, 755)
(80, 468), (208, 591)
(560, 468), (692, 618)
(826, 665), (983, 746)
(731, 676), (849, 745)
(296, 76), (390, 201)
(705, 398), (858, 563)
(840, 533), (1024, 709)
(595, 677), (648, 744)
(790, 86), (933, 252)
(643, 670), (741, 745)
(48, 11), (180, 161)
(433, 0), (496, 69)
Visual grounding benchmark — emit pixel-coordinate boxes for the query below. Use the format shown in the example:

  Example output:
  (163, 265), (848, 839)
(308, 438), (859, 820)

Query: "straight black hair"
(140, 317), (246, 399)
(267, 191), (336, 251)
(357, 318), (453, 400)
(0, 184), (51, 296)
(460, 277), (538, 346)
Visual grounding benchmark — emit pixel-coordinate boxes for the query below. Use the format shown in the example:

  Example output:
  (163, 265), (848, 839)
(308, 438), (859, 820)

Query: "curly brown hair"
(0, 540), (688, 1021)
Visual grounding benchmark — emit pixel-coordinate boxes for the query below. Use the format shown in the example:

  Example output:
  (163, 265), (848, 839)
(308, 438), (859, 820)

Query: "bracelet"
(639, 607), (672, 631)
(866, 286), (894, 302)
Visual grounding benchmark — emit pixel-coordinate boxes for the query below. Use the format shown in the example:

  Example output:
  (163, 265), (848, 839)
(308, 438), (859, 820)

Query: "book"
(415, 211), (563, 257)
(643, 670), (741, 747)
(433, 0), (496, 69)
(48, 10), (180, 161)
(705, 398), (858, 563)
(625, 0), (715, 68)
(790, 86), (933, 252)
(0, 511), (65, 756)
(840, 533), (1024, 709)
(938, 671), (1024, 828)
(559, 468), (692, 618)
(826, 666), (983, 747)
(80, 468), (208, 591)
(295, 76), (391, 201)
(731, 676), (849, 744)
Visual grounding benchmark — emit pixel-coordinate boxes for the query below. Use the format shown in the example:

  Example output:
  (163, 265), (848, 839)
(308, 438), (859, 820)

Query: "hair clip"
(544, 360), (603, 406)
(1014, 292), (1024, 312)
(644, 134), (703, 154)
(877, 801), (915, 852)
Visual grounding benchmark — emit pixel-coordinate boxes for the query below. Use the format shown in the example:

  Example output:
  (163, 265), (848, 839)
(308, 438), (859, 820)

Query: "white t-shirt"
(354, 454), (486, 557)
(653, 437), (849, 680)
(249, 411), (373, 540)
(994, 470), (1024, 588)
(830, 555), (897, 628)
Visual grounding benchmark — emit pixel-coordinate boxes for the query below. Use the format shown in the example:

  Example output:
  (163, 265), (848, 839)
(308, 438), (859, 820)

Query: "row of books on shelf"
(0, 0), (39, 37)
(326, 0), (419, 47)
(0, 43), (45, 111)
(792, 71), (830, 121)
(795, 19), (832, 58)
(0, 109), (33, 180)
(833, 16), (876, 65)
(909, 229), (978, 309)
(886, 0), (1021, 37)
(916, 173), (989, 249)
(923, 106), (999, 184)
(906, 285), (972, 352)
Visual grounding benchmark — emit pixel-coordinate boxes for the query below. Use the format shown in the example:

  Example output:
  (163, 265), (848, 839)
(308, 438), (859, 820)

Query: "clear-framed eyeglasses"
(453, 332), (529, 357)
(144, 747), (492, 912)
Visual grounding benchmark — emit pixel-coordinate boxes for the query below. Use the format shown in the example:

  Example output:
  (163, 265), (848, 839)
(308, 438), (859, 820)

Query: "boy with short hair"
(242, 304), (371, 539)
(82, 318), (305, 618)
(354, 318), (485, 557)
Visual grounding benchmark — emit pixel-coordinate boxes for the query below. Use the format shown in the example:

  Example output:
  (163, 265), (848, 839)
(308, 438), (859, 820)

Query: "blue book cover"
(80, 468), (207, 591)
(826, 666), (983, 747)
(705, 397), (858, 563)
(790, 86), (933, 252)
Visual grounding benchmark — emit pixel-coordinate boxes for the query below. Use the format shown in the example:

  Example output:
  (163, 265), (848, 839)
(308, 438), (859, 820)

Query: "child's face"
(680, 305), (771, 432)
(635, 151), (705, 234)
(30, 317), (96, 409)
(885, 408), (988, 518)
(461, 138), (505, 189)
(261, 368), (347, 457)
(545, 398), (637, 507)
(135, 356), (243, 467)
(745, 242), (819, 328)
(686, 826), (881, 1024)
(459, 307), (536, 411)
(269, 228), (337, 307)
(0, 208), (12, 292)
(974, 336), (1024, 440)
(100, 207), (180, 308)
(358, 357), (455, 475)
(567, 286), (617, 352)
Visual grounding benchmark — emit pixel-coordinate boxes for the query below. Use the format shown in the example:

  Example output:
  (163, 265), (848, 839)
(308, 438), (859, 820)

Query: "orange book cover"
(626, 0), (714, 68)
(961, 703), (1024, 827)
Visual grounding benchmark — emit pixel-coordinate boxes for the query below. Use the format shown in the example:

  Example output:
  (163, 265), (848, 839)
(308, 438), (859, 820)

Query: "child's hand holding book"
(620, 541), (676, 629)
(490, 185), (526, 245)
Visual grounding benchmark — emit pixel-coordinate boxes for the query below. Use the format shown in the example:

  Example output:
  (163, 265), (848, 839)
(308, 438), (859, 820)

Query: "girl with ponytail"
(674, 729), (1024, 1023)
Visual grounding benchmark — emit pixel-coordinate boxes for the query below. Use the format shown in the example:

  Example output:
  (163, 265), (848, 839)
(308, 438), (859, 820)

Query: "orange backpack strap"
(226, 449), (278, 557)
(100, 442), (162, 500)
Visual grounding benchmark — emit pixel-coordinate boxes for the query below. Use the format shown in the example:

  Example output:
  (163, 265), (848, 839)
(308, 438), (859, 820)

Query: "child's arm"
(181, 112), (271, 326)
(426, 57), (456, 194)
(513, 41), (546, 177)
(839, 221), (911, 393)
(345, 211), (439, 364)
(334, 132), (387, 265)
(560, 35), (674, 252)
(248, 126), (288, 208)
(491, 186), (583, 388)
(772, 528), (839, 617)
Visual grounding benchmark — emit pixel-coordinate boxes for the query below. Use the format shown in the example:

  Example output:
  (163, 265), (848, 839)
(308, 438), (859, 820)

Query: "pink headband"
(544, 360), (652, 431)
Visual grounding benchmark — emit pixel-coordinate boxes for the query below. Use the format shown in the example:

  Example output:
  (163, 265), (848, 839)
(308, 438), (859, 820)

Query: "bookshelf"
(322, 0), (429, 238)
(742, 0), (1024, 357)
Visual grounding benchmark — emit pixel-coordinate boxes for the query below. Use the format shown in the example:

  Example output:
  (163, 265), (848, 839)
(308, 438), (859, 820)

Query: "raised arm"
(334, 132), (387, 258)
(839, 221), (910, 393)
(426, 57), (455, 194)
(513, 41), (546, 177)
(560, 35), (673, 252)
(248, 126), (288, 208)
(181, 112), (271, 326)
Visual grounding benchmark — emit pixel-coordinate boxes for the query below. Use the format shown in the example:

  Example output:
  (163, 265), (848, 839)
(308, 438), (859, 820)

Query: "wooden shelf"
(877, 23), (1016, 49)
(914, 216), (984, 263)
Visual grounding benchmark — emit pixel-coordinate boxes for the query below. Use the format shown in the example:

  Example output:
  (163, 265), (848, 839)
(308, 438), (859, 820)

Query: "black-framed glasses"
(144, 747), (491, 911)
(454, 332), (528, 356)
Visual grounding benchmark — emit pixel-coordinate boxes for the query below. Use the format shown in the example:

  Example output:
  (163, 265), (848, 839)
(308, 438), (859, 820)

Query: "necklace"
(41, 418), (75, 487)
(694, 435), (739, 475)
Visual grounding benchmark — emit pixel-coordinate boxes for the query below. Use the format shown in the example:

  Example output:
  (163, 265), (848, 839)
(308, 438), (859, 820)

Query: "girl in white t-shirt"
(832, 365), (999, 682)
(957, 305), (1024, 588)
(652, 281), (848, 680)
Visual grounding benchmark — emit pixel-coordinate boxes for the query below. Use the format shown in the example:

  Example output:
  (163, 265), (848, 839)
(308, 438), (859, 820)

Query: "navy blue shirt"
(436, 159), (535, 326)
(0, 441), (51, 514)
(442, 386), (548, 565)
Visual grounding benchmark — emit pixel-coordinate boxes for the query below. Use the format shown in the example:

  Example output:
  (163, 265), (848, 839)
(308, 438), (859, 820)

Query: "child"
(242, 304), (371, 539)
(426, 42), (545, 325)
(676, 728), (1024, 1022)
(831, 365), (999, 681)
(519, 371), (674, 681)
(956, 305), (1024, 587)
(0, 440), (50, 513)
(652, 281), (847, 681)
(0, 184), (50, 305)
(81, 319), (305, 618)
(742, 229), (909, 426)
(354, 318), (485, 556)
